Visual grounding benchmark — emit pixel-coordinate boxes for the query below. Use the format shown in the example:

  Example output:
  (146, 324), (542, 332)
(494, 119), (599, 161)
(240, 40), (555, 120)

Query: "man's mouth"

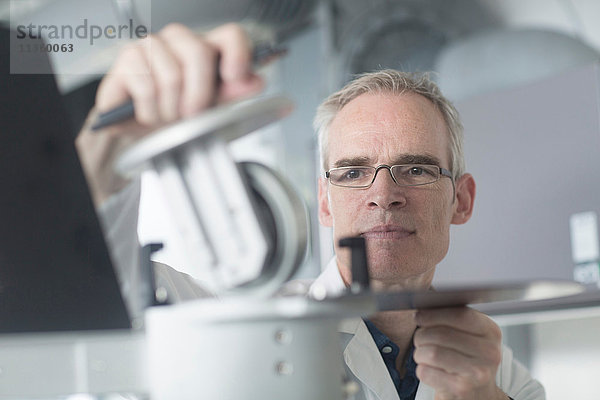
(360, 225), (415, 239)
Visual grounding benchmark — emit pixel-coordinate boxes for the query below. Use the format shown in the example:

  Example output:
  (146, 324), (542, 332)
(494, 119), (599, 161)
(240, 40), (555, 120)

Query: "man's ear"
(451, 173), (476, 225)
(318, 177), (333, 227)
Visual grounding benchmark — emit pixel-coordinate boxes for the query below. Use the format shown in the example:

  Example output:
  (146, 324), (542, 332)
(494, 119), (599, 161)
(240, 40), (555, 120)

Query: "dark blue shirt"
(364, 319), (419, 400)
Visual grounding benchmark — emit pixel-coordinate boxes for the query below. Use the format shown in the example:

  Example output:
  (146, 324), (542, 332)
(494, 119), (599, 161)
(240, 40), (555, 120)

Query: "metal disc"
(116, 95), (294, 177)
(375, 280), (585, 311)
(231, 162), (309, 297)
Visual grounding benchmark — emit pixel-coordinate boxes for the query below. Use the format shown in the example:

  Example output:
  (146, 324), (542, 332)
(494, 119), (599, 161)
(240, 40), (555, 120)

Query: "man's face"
(318, 92), (474, 290)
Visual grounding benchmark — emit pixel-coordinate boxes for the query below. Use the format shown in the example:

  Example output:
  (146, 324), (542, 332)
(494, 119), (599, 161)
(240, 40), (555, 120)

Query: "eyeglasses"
(325, 164), (454, 189)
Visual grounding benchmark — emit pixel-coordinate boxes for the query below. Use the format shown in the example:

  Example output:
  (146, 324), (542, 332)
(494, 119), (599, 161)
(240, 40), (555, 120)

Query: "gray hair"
(313, 69), (465, 180)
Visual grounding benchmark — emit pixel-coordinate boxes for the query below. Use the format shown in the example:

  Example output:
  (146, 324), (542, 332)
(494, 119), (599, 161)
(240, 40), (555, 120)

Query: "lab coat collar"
(310, 259), (399, 399)
(342, 317), (401, 400)
(308, 256), (347, 299)
(310, 257), (435, 400)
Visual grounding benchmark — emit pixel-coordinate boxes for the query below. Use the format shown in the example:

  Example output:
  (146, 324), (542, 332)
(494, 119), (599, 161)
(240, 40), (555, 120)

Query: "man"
(310, 71), (543, 399)
(77, 23), (544, 399)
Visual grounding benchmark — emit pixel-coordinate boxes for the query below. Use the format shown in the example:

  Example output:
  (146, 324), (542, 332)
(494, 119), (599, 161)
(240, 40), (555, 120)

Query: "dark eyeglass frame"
(325, 164), (455, 196)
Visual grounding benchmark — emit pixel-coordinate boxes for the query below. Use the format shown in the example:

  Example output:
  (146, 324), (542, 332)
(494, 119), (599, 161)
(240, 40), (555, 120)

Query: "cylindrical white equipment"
(145, 296), (374, 400)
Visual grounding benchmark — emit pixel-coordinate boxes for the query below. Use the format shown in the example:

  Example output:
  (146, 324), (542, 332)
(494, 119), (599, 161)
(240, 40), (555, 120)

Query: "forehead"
(327, 92), (450, 167)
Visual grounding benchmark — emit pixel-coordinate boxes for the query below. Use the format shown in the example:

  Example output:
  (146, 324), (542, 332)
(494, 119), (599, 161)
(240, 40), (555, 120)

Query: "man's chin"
(367, 262), (435, 291)
(365, 240), (415, 258)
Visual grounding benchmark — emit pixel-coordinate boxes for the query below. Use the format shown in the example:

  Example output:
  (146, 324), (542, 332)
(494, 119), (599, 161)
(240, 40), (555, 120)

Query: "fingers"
(413, 341), (498, 383)
(83, 22), (265, 204)
(413, 325), (501, 360)
(205, 23), (253, 82)
(413, 307), (504, 399)
(415, 307), (502, 338)
(204, 23), (264, 103)
(95, 22), (263, 130)
(415, 364), (505, 400)
(142, 34), (183, 122)
(415, 364), (474, 399)
(96, 25), (216, 126)
(158, 23), (219, 117)
(97, 42), (159, 126)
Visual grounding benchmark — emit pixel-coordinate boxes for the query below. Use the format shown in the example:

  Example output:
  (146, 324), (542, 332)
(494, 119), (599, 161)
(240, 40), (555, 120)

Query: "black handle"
(339, 237), (370, 294)
(140, 242), (168, 307)
(91, 100), (135, 130)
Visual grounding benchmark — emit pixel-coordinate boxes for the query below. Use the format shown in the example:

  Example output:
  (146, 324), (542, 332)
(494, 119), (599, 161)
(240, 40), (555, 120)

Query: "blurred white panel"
(531, 315), (600, 399)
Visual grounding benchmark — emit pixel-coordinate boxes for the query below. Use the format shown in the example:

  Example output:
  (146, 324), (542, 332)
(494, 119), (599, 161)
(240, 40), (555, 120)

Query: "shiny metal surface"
(234, 162), (309, 297)
(375, 280), (585, 311)
(116, 96), (294, 178)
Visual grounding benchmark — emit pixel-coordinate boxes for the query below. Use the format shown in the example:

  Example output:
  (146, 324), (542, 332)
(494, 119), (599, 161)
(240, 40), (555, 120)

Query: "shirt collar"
(308, 256), (347, 298)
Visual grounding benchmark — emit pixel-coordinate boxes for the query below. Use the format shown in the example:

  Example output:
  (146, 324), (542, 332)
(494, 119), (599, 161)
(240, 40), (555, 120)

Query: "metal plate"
(116, 95), (294, 177)
(231, 162), (309, 297)
(375, 280), (585, 311)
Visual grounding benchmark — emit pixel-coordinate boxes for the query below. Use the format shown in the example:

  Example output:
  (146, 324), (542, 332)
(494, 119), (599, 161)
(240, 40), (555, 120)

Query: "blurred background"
(3, 0), (600, 398)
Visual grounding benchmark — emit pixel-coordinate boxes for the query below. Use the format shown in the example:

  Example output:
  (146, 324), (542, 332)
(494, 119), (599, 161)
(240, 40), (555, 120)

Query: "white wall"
(531, 315), (600, 399)
(437, 63), (600, 285)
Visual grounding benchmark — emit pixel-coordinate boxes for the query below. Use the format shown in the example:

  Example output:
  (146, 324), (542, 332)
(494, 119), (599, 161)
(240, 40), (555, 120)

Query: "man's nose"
(367, 167), (407, 210)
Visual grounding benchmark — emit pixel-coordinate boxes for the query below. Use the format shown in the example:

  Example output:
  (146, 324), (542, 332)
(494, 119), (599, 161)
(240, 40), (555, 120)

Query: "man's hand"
(413, 307), (509, 400)
(76, 23), (263, 206)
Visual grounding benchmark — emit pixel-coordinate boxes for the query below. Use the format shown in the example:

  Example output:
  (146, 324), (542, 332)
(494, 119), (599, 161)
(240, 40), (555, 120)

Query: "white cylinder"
(145, 297), (361, 400)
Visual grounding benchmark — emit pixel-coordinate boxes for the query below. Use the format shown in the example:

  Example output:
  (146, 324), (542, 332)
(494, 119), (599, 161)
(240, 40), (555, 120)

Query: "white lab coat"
(99, 181), (545, 400)
(309, 258), (546, 400)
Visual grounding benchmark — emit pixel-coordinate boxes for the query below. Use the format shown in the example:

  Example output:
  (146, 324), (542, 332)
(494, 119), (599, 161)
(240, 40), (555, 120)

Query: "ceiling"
(3, 0), (600, 46)
(2, 0), (599, 96)
(330, 0), (600, 99)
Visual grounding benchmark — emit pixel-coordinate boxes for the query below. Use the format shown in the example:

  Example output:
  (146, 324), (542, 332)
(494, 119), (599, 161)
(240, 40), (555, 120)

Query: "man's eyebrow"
(333, 156), (373, 168)
(332, 154), (442, 168)
(392, 154), (442, 166)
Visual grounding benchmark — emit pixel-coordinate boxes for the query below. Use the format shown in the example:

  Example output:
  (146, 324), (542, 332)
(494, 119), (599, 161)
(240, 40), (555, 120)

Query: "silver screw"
(275, 361), (293, 376)
(155, 287), (168, 303)
(274, 329), (292, 345)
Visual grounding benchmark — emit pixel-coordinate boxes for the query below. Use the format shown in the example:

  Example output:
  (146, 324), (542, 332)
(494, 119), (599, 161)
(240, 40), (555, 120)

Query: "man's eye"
(408, 166), (424, 176)
(407, 166), (437, 176)
(343, 169), (364, 180)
